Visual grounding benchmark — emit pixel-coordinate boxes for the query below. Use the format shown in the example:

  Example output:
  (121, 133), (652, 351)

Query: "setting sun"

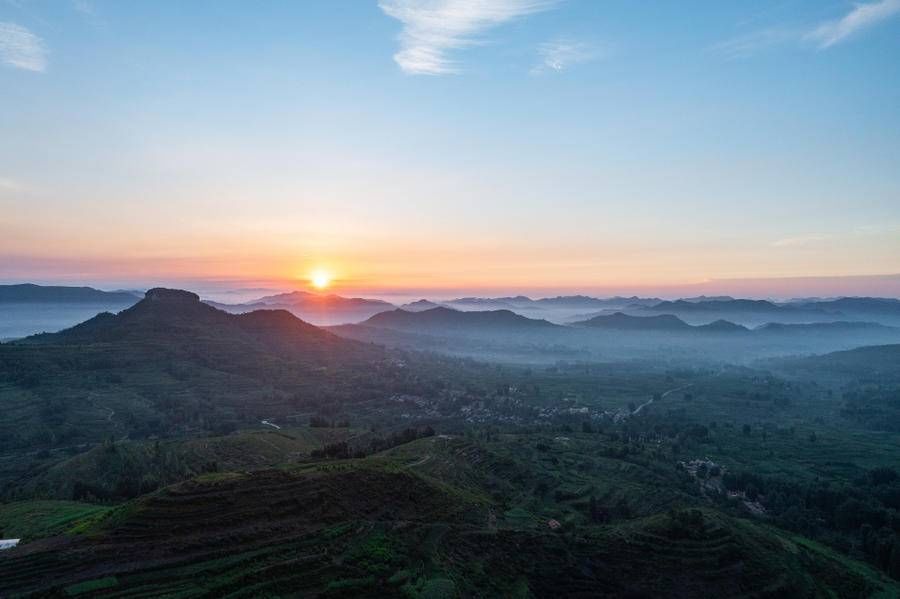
(310, 269), (332, 290)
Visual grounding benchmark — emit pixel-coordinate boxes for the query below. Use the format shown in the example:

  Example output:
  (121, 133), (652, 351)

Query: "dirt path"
(632, 383), (694, 416)
(406, 454), (432, 468)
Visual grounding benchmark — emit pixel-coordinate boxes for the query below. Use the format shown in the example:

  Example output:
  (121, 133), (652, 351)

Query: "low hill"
(572, 312), (749, 334)
(651, 299), (784, 313)
(573, 312), (693, 331)
(7, 427), (364, 502)
(755, 321), (896, 334)
(364, 306), (560, 332)
(637, 298), (839, 327)
(1, 439), (896, 598)
(774, 344), (900, 383)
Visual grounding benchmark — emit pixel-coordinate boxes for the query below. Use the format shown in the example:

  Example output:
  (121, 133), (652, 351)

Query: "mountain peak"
(144, 288), (200, 303)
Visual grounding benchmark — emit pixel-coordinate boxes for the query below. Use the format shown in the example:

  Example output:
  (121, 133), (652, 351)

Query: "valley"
(2, 287), (900, 596)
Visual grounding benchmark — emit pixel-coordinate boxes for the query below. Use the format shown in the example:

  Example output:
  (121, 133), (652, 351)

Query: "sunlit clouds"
(379, 0), (559, 74)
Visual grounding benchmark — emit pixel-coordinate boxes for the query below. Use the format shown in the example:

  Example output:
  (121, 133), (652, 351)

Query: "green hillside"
(1, 436), (897, 598)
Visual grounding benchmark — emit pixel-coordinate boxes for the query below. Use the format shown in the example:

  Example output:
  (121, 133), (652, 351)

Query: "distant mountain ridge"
(364, 306), (560, 331)
(572, 312), (749, 333)
(443, 294), (660, 310)
(206, 290), (396, 326)
(401, 299), (445, 311)
(0, 283), (139, 304)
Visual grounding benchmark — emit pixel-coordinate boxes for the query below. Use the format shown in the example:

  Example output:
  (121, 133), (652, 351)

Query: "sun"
(310, 269), (332, 290)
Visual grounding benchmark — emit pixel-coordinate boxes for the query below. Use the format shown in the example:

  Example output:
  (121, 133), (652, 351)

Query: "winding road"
(631, 383), (694, 416)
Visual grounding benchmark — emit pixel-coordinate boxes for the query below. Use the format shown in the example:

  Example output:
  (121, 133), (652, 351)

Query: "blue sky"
(1, 1), (899, 295)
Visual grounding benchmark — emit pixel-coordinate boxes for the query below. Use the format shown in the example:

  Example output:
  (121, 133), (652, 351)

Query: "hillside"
(774, 344), (900, 383)
(1, 436), (897, 598)
(0, 289), (399, 461)
(364, 306), (560, 332)
(573, 312), (705, 331)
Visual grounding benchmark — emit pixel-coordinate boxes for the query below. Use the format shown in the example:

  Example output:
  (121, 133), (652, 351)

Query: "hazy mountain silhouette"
(401, 299), (445, 311)
(572, 312), (748, 333)
(0, 283), (139, 304)
(207, 290), (396, 326)
(364, 306), (560, 331)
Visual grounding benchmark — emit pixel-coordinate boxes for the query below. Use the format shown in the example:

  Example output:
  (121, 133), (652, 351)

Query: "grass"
(64, 576), (118, 596)
(0, 500), (111, 541)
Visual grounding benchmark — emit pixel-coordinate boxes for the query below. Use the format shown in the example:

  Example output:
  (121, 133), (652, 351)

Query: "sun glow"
(310, 269), (333, 290)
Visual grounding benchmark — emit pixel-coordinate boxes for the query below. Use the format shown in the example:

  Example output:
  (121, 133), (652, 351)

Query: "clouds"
(378, 0), (559, 75)
(806, 0), (900, 48)
(72, 0), (94, 16)
(531, 38), (600, 74)
(711, 28), (797, 60)
(715, 0), (900, 59)
(0, 22), (47, 72)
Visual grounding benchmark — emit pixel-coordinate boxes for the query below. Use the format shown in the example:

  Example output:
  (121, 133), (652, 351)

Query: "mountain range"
(364, 306), (560, 332)
(205, 290), (396, 325)
(0, 284), (140, 304)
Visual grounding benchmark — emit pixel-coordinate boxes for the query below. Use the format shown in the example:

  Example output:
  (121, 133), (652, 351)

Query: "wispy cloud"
(531, 38), (601, 74)
(771, 234), (830, 248)
(0, 177), (20, 191)
(72, 0), (93, 15)
(0, 177), (32, 196)
(805, 0), (900, 48)
(378, 0), (560, 75)
(0, 22), (47, 72)
(714, 0), (900, 59)
(711, 27), (798, 60)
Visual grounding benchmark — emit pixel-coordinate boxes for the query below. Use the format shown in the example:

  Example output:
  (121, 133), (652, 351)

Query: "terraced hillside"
(5, 427), (366, 501)
(1, 435), (897, 598)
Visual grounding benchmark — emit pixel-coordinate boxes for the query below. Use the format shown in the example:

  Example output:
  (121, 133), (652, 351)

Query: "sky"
(1, 0), (899, 298)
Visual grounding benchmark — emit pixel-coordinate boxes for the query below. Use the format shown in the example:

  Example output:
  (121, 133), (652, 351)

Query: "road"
(260, 419), (281, 430)
(631, 383), (694, 416)
(406, 454), (432, 468)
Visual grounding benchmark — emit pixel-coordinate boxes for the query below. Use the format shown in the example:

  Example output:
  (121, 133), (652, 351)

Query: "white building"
(0, 539), (20, 550)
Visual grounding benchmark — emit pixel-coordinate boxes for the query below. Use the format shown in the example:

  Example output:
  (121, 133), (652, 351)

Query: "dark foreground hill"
(0, 289), (399, 458)
(1, 436), (896, 598)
